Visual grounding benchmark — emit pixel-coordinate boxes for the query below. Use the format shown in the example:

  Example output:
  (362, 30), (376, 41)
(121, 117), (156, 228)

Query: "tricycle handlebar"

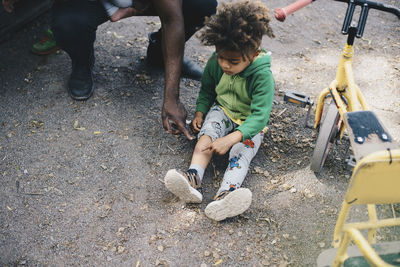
(274, 0), (400, 23)
(335, 0), (400, 19)
(274, 0), (400, 38)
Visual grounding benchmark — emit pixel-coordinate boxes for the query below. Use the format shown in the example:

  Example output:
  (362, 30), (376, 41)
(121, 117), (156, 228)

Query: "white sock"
(188, 164), (205, 181)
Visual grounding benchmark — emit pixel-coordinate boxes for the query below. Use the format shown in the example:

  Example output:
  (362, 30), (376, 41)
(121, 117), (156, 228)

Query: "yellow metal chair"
(317, 148), (400, 267)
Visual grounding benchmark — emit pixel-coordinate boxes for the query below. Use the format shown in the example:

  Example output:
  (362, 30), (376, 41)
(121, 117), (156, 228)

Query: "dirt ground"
(0, 0), (399, 266)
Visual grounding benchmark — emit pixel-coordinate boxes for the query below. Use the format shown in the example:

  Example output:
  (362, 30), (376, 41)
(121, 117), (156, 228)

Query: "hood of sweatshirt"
(240, 49), (271, 78)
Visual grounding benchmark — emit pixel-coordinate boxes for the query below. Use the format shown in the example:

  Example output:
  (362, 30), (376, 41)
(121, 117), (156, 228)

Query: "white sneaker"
(204, 188), (252, 221)
(164, 169), (203, 203)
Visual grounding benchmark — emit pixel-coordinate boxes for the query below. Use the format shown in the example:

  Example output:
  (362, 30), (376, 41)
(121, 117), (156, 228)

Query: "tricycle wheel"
(310, 100), (340, 173)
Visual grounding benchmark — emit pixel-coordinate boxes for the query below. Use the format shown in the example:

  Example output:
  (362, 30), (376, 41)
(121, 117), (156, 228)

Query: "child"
(101, 0), (149, 22)
(164, 0), (275, 221)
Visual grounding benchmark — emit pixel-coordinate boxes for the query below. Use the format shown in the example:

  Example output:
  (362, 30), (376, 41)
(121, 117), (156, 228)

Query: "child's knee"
(194, 135), (212, 154)
(198, 125), (219, 141)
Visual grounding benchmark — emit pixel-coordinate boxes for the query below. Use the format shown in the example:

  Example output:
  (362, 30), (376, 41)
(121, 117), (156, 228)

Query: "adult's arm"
(152, 0), (193, 140)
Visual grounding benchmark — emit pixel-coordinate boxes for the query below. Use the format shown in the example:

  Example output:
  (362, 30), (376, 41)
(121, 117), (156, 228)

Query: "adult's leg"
(52, 0), (108, 66)
(146, 0), (217, 80)
(149, 0), (217, 42)
(182, 0), (217, 41)
(52, 0), (108, 100)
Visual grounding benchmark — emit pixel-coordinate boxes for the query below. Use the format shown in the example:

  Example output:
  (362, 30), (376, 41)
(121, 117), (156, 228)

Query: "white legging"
(199, 105), (263, 193)
(101, 0), (133, 16)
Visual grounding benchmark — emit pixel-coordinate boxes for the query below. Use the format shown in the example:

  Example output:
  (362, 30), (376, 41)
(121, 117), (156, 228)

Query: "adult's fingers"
(162, 113), (171, 134)
(175, 120), (193, 140)
(168, 122), (181, 135)
(164, 115), (193, 140)
(162, 99), (194, 140)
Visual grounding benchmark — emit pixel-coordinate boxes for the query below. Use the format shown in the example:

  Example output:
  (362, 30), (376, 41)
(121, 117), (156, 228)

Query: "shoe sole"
(68, 86), (94, 101)
(31, 46), (60, 56)
(164, 169), (202, 203)
(205, 188), (252, 221)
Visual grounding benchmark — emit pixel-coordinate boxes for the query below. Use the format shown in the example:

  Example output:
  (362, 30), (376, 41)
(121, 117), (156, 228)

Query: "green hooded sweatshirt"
(196, 50), (275, 141)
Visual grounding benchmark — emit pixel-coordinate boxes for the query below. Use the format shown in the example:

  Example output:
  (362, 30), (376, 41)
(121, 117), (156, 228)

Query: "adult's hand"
(2, 0), (19, 13)
(162, 97), (194, 140)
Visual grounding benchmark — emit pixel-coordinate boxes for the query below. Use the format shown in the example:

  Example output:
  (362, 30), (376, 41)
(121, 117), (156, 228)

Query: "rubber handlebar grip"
(274, 0), (314, 22)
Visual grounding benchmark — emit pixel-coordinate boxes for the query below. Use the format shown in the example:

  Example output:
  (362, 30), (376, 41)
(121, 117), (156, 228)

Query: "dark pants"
(51, 0), (217, 66)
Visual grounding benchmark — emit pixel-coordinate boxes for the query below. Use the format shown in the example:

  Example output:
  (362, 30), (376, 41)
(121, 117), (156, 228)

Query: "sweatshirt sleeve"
(195, 56), (219, 115)
(236, 69), (275, 140)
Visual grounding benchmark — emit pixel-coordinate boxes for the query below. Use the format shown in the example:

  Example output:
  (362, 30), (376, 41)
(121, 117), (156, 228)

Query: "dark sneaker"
(31, 29), (60, 55)
(164, 169), (203, 203)
(146, 33), (203, 80)
(204, 188), (252, 221)
(181, 58), (203, 81)
(68, 54), (94, 101)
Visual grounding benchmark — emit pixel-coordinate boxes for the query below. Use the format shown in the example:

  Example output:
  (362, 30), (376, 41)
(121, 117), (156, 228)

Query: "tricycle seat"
(344, 111), (398, 161)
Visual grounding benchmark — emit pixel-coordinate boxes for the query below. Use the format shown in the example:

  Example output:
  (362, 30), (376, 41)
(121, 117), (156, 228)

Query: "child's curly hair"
(198, 0), (274, 58)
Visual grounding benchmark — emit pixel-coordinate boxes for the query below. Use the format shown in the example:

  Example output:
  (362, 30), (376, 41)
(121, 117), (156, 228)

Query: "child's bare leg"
(163, 135), (213, 203)
(110, 7), (137, 22)
(182, 134), (214, 181)
(190, 135), (213, 171)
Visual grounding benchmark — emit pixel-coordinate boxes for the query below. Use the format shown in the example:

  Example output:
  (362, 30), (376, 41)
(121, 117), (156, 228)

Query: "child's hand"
(202, 131), (243, 155)
(191, 111), (203, 133)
